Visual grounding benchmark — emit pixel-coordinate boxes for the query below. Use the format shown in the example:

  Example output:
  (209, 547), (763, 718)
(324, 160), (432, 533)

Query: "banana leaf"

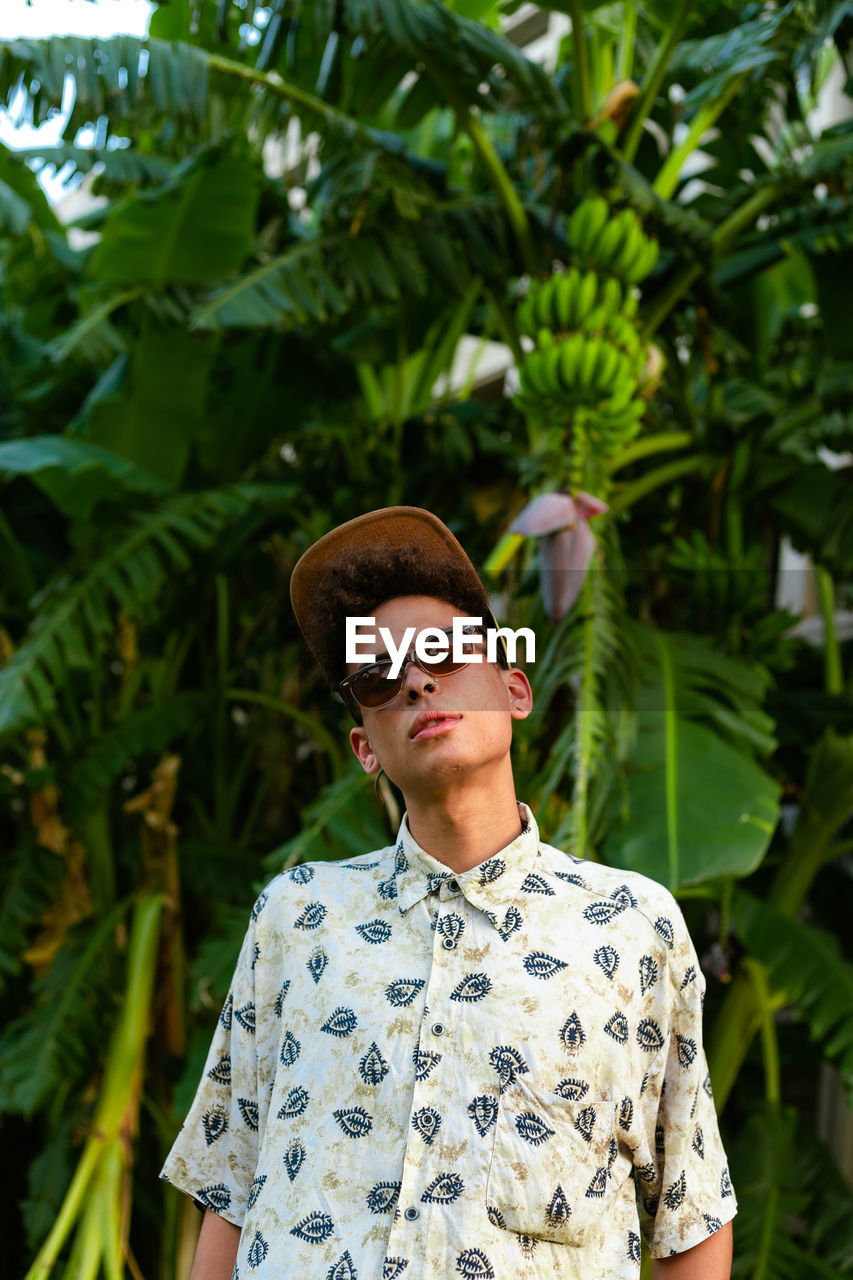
(733, 889), (853, 1096)
(730, 1104), (853, 1279)
(89, 153), (259, 287)
(602, 627), (780, 889)
(0, 435), (167, 522)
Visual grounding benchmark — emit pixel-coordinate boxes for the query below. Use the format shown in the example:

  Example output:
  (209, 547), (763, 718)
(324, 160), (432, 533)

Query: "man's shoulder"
(537, 840), (685, 938)
(252, 844), (396, 914)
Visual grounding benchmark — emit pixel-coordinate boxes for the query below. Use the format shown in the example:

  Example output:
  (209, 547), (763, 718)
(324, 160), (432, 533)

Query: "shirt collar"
(393, 802), (540, 926)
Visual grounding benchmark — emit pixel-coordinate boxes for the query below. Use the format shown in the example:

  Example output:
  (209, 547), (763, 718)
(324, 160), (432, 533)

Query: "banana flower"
(510, 492), (608, 621)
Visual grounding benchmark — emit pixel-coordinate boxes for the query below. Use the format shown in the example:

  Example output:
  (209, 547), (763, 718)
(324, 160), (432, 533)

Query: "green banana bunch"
(520, 333), (634, 404)
(602, 313), (643, 361)
(567, 197), (658, 286)
(513, 195), (662, 455)
(567, 196), (610, 265)
(517, 268), (604, 337)
(596, 396), (647, 445)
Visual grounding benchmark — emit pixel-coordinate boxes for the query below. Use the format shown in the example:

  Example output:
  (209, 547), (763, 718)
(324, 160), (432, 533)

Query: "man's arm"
(652, 1220), (732, 1280)
(188, 1208), (242, 1280)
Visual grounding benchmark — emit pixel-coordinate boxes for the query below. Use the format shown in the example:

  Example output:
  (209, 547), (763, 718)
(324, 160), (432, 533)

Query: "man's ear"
(506, 668), (533, 721)
(349, 725), (382, 775)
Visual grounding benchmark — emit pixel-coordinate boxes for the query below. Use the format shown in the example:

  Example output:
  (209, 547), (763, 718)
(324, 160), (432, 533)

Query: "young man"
(162, 507), (736, 1280)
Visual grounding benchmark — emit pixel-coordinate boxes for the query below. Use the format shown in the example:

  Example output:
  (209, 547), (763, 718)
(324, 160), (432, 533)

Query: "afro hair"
(310, 544), (492, 691)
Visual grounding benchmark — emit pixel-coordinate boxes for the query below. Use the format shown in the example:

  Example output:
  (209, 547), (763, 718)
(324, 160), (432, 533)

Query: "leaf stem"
(742, 957), (781, 1106)
(569, 0), (592, 122)
(484, 531), (524, 575)
(652, 74), (745, 201)
(621, 0), (697, 165)
(572, 566), (597, 859)
(83, 806), (116, 914)
(206, 51), (395, 152)
(25, 893), (165, 1280)
(616, 0), (637, 83)
(655, 630), (680, 890)
(485, 285), (525, 366)
(606, 430), (692, 473)
(420, 55), (538, 275)
(214, 573), (229, 836)
(816, 566), (842, 695)
(606, 455), (704, 517)
(225, 688), (344, 776)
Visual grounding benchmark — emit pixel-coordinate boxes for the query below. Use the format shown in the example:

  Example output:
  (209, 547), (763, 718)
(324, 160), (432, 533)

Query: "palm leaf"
(525, 520), (639, 856)
(1, 24), (553, 169)
(0, 174), (33, 235)
(82, 327), (218, 485)
(0, 36), (209, 137)
(193, 0), (561, 113)
(20, 1110), (80, 1252)
(566, 548), (634, 857)
(731, 1105), (853, 1279)
(0, 838), (65, 992)
(733, 889), (853, 1096)
(717, 194), (853, 287)
(43, 290), (133, 367)
(797, 1106), (853, 1276)
(0, 141), (63, 233)
(262, 764), (389, 872)
(64, 694), (212, 826)
(89, 152), (259, 286)
(190, 230), (411, 329)
(189, 902), (254, 1015)
(602, 625), (780, 889)
(0, 435), (167, 522)
(191, 196), (512, 329)
(669, 7), (790, 112)
(0, 484), (294, 740)
(339, 0), (561, 111)
(0, 900), (130, 1116)
(651, 628), (778, 759)
(13, 144), (173, 191)
(771, 461), (853, 578)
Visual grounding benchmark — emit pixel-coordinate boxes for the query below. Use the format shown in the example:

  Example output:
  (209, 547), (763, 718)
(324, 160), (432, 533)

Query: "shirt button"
(431, 1021), (446, 1036)
(447, 879), (460, 893)
(404, 1206), (419, 1221)
(441, 938), (456, 951)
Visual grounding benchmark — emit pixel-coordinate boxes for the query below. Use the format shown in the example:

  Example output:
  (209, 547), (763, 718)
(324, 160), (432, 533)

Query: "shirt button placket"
(439, 878), (461, 951)
(385, 877), (465, 1275)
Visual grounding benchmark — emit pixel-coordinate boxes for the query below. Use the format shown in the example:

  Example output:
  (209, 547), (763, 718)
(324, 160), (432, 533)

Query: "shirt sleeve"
(633, 905), (737, 1257)
(160, 910), (261, 1228)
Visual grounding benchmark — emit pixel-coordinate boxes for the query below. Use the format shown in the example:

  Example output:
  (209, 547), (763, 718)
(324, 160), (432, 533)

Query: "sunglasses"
(339, 624), (497, 714)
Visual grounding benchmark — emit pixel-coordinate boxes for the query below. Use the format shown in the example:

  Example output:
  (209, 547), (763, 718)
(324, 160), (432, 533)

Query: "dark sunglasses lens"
(352, 669), (403, 708)
(428, 653), (465, 675)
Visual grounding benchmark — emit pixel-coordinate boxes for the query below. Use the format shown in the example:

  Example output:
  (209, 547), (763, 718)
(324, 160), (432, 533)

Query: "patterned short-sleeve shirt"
(161, 804), (736, 1278)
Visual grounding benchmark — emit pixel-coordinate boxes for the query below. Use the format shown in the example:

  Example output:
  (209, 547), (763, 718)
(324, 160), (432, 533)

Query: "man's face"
(347, 595), (532, 801)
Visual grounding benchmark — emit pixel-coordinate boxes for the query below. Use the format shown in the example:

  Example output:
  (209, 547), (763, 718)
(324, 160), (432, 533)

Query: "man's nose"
(402, 656), (437, 700)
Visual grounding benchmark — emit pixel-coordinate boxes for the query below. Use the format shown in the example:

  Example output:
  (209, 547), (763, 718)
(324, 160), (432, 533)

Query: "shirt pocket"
(486, 1075), (620, 1246)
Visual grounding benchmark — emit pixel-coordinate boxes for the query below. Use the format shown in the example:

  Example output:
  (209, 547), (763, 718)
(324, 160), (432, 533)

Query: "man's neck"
(402, 768), (524, 872)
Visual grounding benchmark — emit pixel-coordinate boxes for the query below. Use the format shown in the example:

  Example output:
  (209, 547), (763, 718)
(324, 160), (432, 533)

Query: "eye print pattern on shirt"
(162, 804), (737, 1279)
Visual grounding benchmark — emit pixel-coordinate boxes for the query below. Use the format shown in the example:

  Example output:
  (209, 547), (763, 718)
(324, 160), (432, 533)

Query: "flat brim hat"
(290, 506), (491, 683)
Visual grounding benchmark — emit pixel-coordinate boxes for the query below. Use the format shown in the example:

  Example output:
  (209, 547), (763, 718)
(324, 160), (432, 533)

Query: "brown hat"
(290, 507), (491, 687)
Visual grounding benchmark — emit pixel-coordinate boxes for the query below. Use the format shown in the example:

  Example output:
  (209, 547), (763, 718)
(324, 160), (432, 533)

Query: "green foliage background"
(1, 1), (853, 1276)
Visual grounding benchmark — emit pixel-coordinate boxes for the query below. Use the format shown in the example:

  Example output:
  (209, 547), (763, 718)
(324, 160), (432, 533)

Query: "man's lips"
(409, 710), (462, 741)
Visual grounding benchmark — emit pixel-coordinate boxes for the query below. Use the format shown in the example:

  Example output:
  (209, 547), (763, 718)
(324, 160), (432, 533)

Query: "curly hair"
(309, 545), (493, 690)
